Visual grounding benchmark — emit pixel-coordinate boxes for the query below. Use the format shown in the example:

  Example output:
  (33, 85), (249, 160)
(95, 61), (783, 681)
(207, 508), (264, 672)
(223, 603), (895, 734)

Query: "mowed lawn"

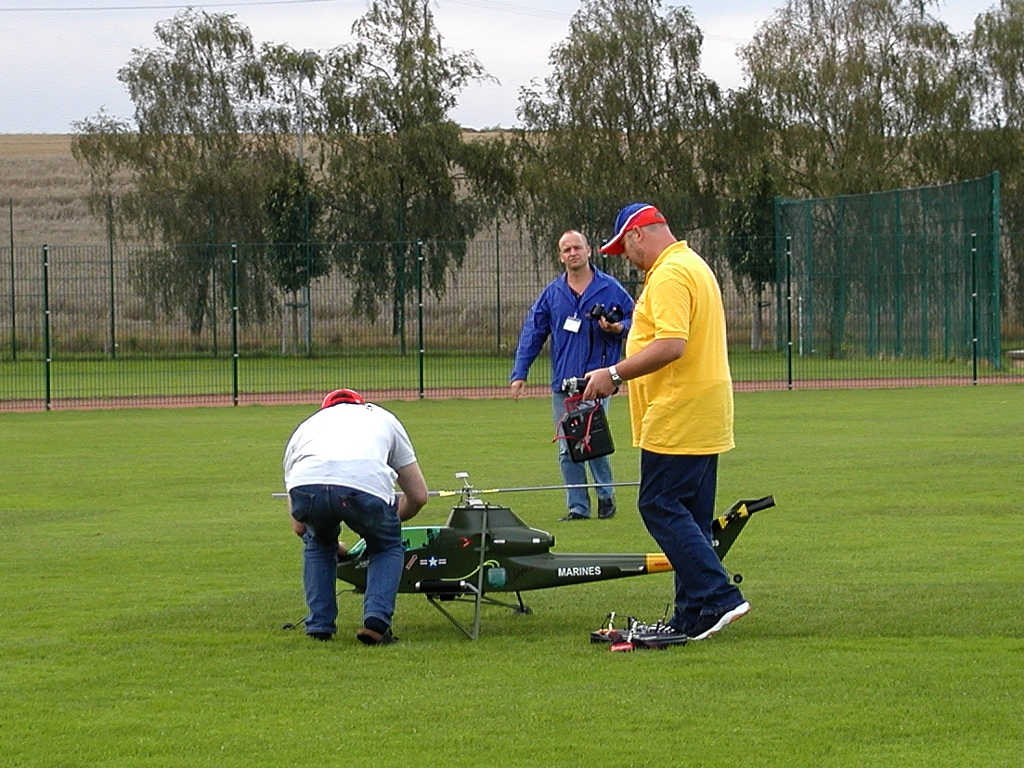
(1, 387), (1022, 767)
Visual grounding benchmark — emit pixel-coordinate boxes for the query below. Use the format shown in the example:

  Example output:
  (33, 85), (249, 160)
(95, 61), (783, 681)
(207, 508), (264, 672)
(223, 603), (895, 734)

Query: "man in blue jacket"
(510, 229), (634, 520)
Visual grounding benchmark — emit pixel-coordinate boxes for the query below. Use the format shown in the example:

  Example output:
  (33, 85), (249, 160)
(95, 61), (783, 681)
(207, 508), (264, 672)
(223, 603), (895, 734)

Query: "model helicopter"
(330, 472), (774, 639)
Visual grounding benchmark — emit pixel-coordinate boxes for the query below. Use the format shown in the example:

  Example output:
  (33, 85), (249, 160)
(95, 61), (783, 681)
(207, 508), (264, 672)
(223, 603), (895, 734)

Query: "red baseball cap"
(599, 203), (667, 255)
(321, 389), (366, 408)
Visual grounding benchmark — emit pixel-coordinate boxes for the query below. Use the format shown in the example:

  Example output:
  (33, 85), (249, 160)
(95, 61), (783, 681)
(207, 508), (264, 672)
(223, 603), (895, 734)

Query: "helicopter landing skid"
(415, 580), (531, 640)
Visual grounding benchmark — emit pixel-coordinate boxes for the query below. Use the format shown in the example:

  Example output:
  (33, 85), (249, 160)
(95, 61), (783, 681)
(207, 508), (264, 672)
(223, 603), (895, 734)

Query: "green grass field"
(2, 387), (1022, 767)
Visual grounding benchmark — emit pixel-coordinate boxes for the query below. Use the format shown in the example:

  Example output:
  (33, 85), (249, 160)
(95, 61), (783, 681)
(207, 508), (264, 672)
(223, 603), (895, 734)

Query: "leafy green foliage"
(725, 160), (777, 291)
(72, 10), (301, 334)
(263, 159), (328, 294)
(971, 0), (1024, 130)
(64, 0), (1024, 337)
(516, 0), (720, 253)
(724, 159), (777, 350)
(741, 0), (969, 197)
(967, 2), (1024, 327)
(311, 0), (512, 326)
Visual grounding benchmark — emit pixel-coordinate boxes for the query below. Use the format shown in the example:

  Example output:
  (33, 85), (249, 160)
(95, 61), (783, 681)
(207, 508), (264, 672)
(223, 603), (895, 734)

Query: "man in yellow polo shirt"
(583, 202), (749, 642)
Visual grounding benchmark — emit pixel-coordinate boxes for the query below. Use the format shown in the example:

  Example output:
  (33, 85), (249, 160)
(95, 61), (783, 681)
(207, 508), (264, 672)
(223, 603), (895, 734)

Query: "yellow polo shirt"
(626, 240), (734, 455)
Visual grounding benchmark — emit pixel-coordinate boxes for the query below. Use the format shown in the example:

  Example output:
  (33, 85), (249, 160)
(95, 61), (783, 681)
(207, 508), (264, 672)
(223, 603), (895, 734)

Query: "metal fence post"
(919, 186), (929, 358)
(8, 198), (14, 361)
(868, 195), (879, 357)
(834, 196), (848, 359)
(990, 171), (1001, 369)
(970, 232), (978, 385)
(803, 203), (814, 356)
(305, 243), (313, 357)
(773, 196), (784, 353)
(42, 244), (51, 410)
(943, 220), (952, 358)
(107, 194), (117, 359)
(231, 243), (239, 406)
(495, 219), (501, 352)
(894, 190), (904, 357)
(417, 240), (424, 399)
(785, 236), (793, 390)
(211, 251), (218, 358)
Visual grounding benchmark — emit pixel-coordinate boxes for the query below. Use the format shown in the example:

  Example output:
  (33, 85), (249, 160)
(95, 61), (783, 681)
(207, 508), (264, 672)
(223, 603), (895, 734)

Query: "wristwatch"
(608, 365), (623, 386)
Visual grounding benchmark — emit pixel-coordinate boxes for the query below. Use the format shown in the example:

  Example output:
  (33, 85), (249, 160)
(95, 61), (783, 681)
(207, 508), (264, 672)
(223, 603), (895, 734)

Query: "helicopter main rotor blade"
(274, 480), (640, 500)
(276, 483), (634, 501)
(430, 480), (640, 497)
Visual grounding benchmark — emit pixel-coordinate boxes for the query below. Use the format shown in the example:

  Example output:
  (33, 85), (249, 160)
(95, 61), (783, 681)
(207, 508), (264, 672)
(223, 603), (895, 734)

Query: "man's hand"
(290, 516), (306, 537)
(582, 367), (615, 400)
(583, 339), (685, 400)
(509, 379), (526, 400)
(597, 317), (624, 335)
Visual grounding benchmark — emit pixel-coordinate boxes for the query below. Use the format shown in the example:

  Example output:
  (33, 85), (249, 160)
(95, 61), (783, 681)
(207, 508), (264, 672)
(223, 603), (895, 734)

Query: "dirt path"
(3, 376), (1019, 412)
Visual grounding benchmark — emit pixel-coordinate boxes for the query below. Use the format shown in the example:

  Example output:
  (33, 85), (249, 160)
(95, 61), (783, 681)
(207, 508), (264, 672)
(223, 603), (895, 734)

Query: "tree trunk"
(751, 284), (764, 352)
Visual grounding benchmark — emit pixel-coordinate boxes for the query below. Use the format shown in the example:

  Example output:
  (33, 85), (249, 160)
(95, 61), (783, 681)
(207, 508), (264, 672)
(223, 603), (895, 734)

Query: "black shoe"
(356, 626), (398, 645)
(559, 512), (589, 521)
(686, 601), (750, 641)
(597, 499), (616, 519)
(308, 632), (332, 641)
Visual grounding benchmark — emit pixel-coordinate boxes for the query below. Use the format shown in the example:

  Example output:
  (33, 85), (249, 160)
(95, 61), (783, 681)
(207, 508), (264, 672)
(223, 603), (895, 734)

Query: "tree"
(740, 0), (967, 198)
(702, 87), (780, 350)
(740, 0), (972, 357)
(73, 10), (296, 337)
(971, 0), (1024, 131)
(264, 160), (326, 294)
(725, 159), (778, 351)
(264, 157), (330, 353)
(70, 109), (133, 262)
(516, 0), (720, 262)
(968, 0), (1024, 328)
(311, 0), (510, 343)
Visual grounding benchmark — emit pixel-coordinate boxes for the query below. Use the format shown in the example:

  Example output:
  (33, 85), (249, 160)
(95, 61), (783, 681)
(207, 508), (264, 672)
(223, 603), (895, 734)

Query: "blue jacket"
(510, 265), (635, 391)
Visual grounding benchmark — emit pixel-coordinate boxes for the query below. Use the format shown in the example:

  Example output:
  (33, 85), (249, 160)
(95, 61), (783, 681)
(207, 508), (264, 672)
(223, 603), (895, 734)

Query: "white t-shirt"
(282, 403), (417, 504)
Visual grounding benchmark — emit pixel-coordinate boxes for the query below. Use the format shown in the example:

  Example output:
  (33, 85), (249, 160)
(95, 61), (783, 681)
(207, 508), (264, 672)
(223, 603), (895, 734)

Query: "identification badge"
(563, 316), (582, 333)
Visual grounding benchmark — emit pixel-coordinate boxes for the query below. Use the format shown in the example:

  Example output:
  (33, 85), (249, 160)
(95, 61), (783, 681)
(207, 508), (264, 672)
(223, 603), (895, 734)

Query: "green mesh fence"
(1, 195), (1020, 411)
(774, 173), (1001, 372)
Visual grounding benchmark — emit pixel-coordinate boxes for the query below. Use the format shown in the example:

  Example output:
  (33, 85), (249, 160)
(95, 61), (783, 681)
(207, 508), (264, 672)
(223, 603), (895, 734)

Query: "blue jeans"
(637, 451), (744, 631)
(552, 392), (614, 517)
(289, 484), (403, 636)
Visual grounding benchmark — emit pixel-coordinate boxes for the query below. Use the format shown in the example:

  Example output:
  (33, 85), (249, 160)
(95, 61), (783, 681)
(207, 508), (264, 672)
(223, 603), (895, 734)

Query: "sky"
(0, 0), (1003, 133)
